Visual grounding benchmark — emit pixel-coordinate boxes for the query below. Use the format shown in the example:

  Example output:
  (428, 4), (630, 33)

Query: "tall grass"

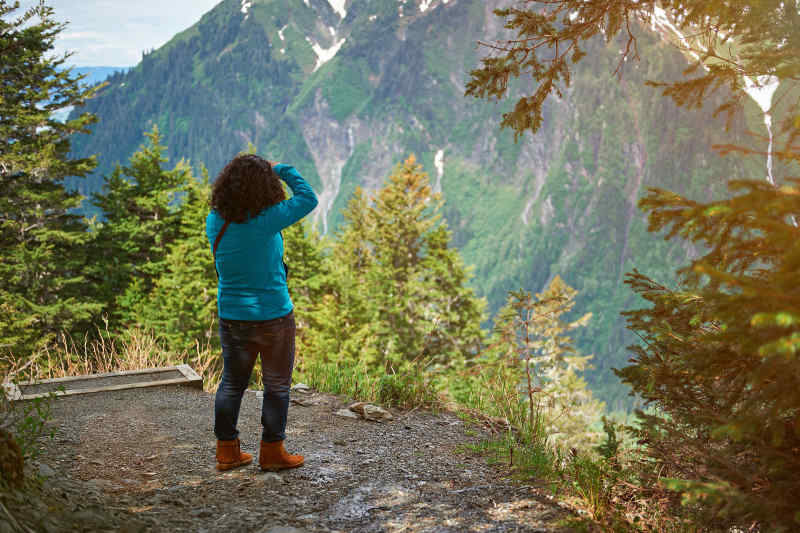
(1, 325), (223, 393)
(294, 356), (440, 409)
(0, 325), (441, 411)
(452, 359), (559, 481)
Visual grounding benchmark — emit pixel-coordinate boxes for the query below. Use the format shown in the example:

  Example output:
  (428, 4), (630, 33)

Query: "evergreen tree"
(315, 156), (486, 373)
(283, 221), (329, 317)
(282, 220), (333, 359)
(303, 188), (375, 366)
(617, 180), (800, 530)
(483, 277), (603, 452)
(89, 126), (193, 328)
(136, 168), (216, 351)
(0, 1), (102, 356)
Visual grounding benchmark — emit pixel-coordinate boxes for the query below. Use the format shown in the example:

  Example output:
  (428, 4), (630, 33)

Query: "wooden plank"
(16, 378), (198, 401)
(9, 365), (204, 401)
(12, 366), (187, 387)
(176, 364), (203, 389)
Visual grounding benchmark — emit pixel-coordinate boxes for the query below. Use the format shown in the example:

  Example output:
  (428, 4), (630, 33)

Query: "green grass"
(294, 357), (440, 409)
(321, 59), (372, 121)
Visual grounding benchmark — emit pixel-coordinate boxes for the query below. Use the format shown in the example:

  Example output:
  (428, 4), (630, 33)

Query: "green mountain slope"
(68, 0), (748, 409)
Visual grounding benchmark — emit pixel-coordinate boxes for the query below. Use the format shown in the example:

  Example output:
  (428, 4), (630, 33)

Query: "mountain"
(67, 0), (749, 409)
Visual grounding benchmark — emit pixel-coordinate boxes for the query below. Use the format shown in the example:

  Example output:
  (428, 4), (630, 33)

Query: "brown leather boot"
(258, 440), (304, 471)
(216, 438), (253, 471)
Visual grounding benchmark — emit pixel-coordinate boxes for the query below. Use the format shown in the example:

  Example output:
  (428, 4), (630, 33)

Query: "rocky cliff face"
(69, 0), (745, 408)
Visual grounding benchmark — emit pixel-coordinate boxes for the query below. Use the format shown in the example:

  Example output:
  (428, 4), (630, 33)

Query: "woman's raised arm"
(259, 163), (319, 232)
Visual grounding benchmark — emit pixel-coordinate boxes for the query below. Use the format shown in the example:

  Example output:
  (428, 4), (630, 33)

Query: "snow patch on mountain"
(651, 6), (702, 62)
(743, 75), (779, 185)
(278, 25), (287, 41)
(521, 197), (534, 226)
(420, 0), (434, 12)
(240, 0), (252, 14)
(433, 149), (444, 193)
(540, 196), (554, 226)
(327, 0), (347, 19)
(307, 36), (347, 71)
(743, 75), (779, 120)
(744, 75), (779, 117)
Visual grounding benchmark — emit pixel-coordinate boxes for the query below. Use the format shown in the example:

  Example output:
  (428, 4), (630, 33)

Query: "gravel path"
(30, 384), (576, 532)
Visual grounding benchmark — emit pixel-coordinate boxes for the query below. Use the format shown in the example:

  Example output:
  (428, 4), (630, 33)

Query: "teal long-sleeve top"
(206, 164), (318, 321)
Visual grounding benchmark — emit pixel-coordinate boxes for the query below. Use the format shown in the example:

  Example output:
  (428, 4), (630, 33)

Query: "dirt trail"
(31, 384), (575, 532)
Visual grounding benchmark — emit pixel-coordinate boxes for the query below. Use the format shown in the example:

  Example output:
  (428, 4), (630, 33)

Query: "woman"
(206, 154), (318, 471)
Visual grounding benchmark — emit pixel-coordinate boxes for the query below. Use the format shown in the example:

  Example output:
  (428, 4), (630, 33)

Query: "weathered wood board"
(2, 365), (203, 401)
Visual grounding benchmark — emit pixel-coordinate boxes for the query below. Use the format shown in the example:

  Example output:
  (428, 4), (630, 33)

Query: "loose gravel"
(25, 384), (576, 532)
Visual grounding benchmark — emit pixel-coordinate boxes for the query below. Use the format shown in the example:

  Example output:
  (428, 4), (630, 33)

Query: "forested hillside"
(68, 0), (750, 408)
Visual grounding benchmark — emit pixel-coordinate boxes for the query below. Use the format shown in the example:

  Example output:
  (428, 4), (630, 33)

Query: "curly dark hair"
(210, 154), (286, 223)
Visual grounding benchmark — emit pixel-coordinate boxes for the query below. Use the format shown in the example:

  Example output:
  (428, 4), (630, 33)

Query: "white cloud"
(60, 30), (106, 40)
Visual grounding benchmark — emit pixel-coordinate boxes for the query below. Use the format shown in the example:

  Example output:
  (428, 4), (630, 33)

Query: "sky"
(17, 0), (223, 66)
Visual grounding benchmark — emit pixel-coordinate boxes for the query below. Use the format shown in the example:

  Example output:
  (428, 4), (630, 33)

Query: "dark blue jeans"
(214, 311), (296, 443)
